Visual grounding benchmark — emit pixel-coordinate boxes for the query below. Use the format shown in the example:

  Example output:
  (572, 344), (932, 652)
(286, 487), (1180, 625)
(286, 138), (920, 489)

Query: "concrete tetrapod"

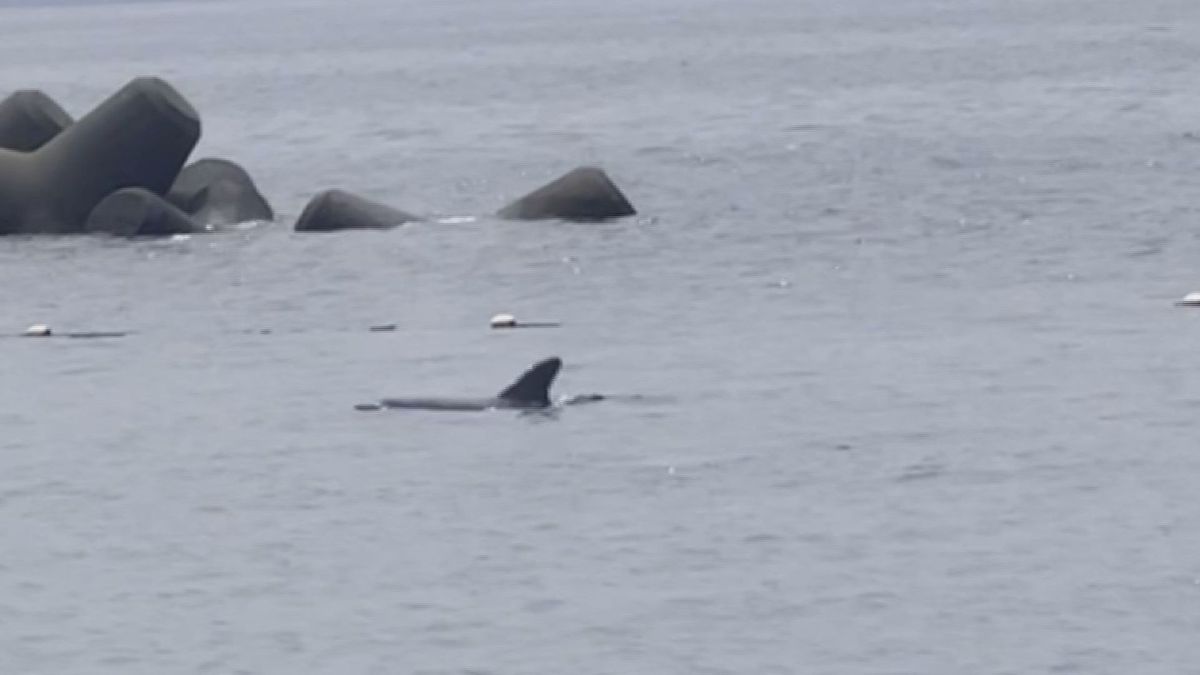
(497, 166), (636, 221)
(294, 189), (420, 232)
(0, 77), (200, 235)
(167, 157), (273, 228)
(85, 187), (200, 237)
(0, 90), (73, 152)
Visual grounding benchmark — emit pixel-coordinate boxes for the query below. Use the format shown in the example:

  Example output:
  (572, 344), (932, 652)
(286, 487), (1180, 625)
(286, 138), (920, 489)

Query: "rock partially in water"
(85, 187), (201, 237)
(0, 77), (201, 235)
(497, 166), (636, 221)
(294, 189), (420, 232)
(167, 157), (274, 228)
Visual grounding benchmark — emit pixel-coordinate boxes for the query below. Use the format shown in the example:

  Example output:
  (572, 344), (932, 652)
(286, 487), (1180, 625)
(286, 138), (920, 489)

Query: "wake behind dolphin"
(355, 357), (565, 412)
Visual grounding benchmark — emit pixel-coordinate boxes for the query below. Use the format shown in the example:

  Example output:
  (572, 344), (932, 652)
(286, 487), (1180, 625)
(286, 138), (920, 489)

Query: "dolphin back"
(378, 397), (494, 411)
(497, 357), (561, 407)
(360, 356), (564, 413)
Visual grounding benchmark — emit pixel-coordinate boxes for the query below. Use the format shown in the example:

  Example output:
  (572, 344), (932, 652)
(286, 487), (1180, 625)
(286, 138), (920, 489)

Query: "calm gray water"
(3, 0), (1200, 672)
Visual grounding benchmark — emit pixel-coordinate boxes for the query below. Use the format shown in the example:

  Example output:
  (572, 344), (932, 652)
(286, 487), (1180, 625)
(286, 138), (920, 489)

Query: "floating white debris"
(490, 313), (517, 329)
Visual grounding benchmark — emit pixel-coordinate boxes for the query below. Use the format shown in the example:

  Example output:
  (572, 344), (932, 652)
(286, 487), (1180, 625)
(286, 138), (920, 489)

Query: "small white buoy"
(1177, 292), (1200, 307)
(490, 313), (518, 329)
(436, 216), (477, 225)
(22, 324), (52, 337)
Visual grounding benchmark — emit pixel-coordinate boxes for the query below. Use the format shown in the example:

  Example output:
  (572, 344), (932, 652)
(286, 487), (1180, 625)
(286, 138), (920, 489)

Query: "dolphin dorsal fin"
(497, 357), (562, 406)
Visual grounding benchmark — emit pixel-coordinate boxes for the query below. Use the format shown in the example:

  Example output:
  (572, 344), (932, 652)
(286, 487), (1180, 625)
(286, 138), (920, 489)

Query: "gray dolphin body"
(358, 357), (562, 412)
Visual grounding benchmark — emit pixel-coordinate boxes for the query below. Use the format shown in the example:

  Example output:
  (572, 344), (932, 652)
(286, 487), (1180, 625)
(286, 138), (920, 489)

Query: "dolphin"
(356, 357), (563, 412)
